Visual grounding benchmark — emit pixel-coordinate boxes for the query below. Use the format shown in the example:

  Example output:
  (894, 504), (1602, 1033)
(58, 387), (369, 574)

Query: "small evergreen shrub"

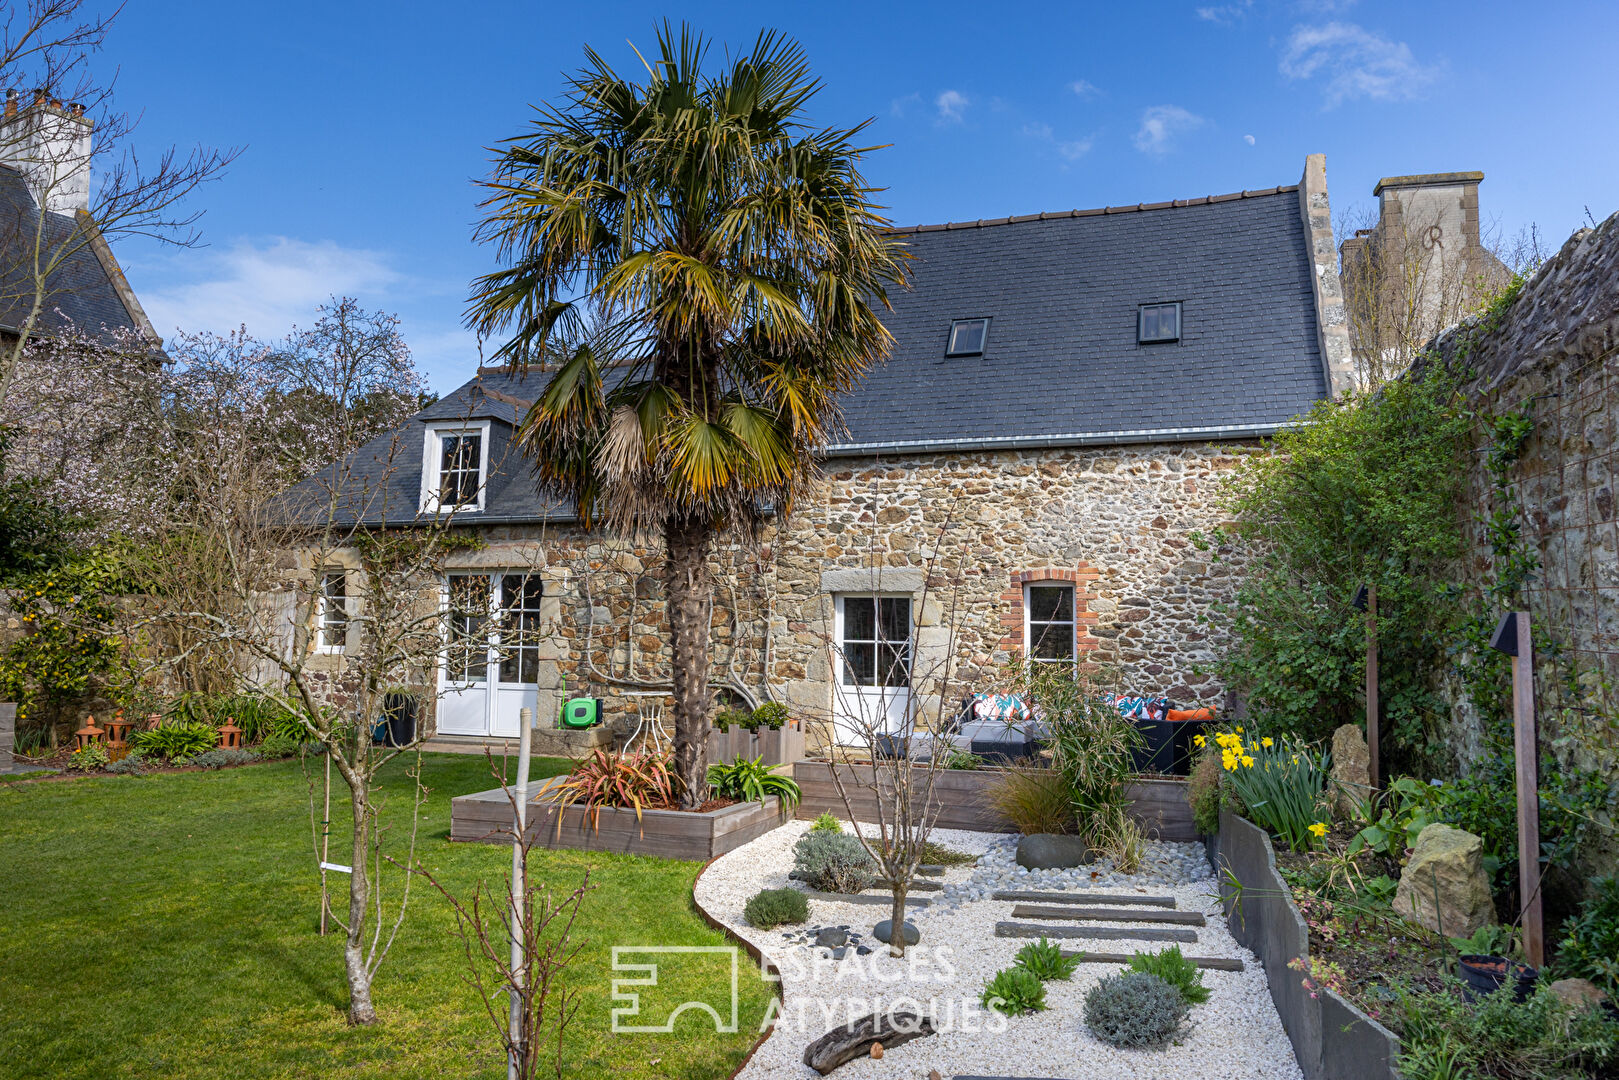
(1013, 937), (1080, 981)
(706, 756), (801, 806)
(751, 701), (790, 729)
(810, 812), (842, 833)
(191, 748), (259, 769)
(66, 744), (109, 771)
(1555, 875), (1619, 1001)
(105, 753), (147, 775)
(1127, 946), (1211, 1005)
(256, 733), (302, 759)
(792, 831), (878, 893)
(1391, 982), (1619, 1079)
(944, 749), (984, 770)
(981, 966), (1047, 1015)
(1083, 972), (1190, 1047)
(713, 708), (753, 732)
(743, 887), (809, 928)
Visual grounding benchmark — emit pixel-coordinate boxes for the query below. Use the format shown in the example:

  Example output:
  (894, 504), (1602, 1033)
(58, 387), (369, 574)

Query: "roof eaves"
(888, 184), (1298, 235)
(822, 421), (1298, 457)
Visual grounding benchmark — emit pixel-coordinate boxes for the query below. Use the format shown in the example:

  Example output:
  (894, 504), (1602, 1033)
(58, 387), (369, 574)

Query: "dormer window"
(946, 318), (989, 356)
(421, 421), (491, 513)
(1138, 303), (1181, 344)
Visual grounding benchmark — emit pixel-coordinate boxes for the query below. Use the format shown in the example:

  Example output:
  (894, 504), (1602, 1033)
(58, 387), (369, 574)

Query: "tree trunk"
(664, 515), (713, 809)
(345, 781), (378, 1025)
(888, 881), (908, 959)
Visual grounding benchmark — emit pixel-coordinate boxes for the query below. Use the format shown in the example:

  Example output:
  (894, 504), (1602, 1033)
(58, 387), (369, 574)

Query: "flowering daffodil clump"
(1209, 728), (1330, 853)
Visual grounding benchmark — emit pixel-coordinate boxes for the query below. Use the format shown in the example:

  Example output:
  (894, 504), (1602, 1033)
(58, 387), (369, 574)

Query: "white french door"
(438, 571), (544, 737)
(831, 593), (913, 746)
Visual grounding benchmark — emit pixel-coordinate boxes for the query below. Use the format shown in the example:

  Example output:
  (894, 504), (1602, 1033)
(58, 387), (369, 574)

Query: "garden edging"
(1209, 808), (1401, 1080)
(691, 856), (784, 1080)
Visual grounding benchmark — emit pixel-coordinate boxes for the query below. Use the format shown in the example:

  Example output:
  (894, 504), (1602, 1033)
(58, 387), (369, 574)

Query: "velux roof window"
(1138, 303), (1181, 344)
(946, 318), (989, 356)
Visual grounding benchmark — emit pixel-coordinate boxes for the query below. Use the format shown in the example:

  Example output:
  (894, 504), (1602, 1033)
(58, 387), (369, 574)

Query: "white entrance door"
(832, 594), (913, 746)
(438, 571), (545, 737)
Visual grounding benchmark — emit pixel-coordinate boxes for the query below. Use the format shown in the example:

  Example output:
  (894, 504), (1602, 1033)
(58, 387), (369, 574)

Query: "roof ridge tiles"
(887, 184), (1296, 234)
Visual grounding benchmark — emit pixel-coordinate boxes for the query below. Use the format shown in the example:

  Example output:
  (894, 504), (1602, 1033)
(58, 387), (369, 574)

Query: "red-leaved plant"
(549, 748), (676, 833)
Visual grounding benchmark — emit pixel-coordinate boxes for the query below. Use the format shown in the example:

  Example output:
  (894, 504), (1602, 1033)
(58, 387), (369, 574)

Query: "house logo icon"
(610, 946), (753, 1034)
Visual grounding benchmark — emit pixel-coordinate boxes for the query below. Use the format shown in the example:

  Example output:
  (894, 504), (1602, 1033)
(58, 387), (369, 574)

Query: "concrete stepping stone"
(991, 890), (1176, 908)
(1058, 948), (1244, 971)
(1009, 903), (1205, 926)
(995, 921), (1197, 943)
(803, 889), (931, 908)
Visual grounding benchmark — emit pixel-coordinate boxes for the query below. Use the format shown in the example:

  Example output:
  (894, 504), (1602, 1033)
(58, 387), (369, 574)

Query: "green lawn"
(0, 755), (775, 1079)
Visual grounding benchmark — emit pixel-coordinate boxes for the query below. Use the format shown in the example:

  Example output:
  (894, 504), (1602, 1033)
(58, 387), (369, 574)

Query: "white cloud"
(1058, 137), (1094, 160)
(1068, 79), (1101, 99)
(890, 92), (922, 118)
(1280, 22), (1433, 106)
(1133, 105), (1204, 154)
(1196, 0), (1253, 22)
(1022, 121), (1053, 140)
(935, 89), (969, 123)
(1243, 133), (1257, 145)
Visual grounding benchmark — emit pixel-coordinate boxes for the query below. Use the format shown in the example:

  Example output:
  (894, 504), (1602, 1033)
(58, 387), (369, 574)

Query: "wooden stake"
(1365, 583), (1380, 789)
(1511, 612), (1544, 968)
(319, 750), (332, 936)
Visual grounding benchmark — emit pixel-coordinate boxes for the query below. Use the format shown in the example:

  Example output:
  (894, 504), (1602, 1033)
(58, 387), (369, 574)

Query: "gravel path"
(695, 819), (1302, 1080)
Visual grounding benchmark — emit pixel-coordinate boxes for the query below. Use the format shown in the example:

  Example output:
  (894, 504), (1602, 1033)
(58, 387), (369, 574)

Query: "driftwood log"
(802, 1010), (936, 1074)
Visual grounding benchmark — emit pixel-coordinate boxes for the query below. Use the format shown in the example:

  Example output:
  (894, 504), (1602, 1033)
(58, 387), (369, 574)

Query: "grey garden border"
(1209, 809), (1401, 1080)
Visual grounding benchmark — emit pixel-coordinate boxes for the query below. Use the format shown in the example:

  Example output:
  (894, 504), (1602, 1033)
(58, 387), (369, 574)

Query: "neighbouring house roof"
(284, 182), (1330, 528)
(0, 164), (158, 347)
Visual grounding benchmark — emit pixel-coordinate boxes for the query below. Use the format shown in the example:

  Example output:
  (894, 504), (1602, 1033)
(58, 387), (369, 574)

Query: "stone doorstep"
(1009, 903), (1206, 926)
(802, 889), (931, 907)
(1058, 949), (1244, 972)
(994, 921), (1198, 943)
(990, 890), (1176, 907)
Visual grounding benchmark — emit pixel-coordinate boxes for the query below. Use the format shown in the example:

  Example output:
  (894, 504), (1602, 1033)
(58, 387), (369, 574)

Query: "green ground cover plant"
(0, 753), (774, 1080)
(705, 756), (800, 807)
(1127, 946), (1211, 1005)
(742, 888), (809, 928)
(980, 966), (1047, 1015)
(1012, 938), (1079, 981)
(1083, 971), (1190, 1047)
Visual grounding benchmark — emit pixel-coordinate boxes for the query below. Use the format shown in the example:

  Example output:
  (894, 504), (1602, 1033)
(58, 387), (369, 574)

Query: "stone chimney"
(0, 87), (93, 214)
(1297, 153), (1355, 399)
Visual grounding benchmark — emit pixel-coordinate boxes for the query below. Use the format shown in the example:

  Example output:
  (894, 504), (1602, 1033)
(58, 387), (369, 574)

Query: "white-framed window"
(1024, 582), (1076, 665)
(317, 569), (348, 653)
(946, 317), (990, 357)
(420, 420), (492, 514)
(836, 594), (913, 688)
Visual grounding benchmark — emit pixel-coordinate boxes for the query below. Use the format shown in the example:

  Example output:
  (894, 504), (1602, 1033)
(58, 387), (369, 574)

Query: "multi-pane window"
(1025, 584), (1076, 664)
(446, 573), (491, 683)
(1138, 302), (1181, 344)
(840, 596), (912, 687)
(437, 431), (483, 507)
(498, 574), (545, 684)
(318, 570), (347, 651)
(946, 317), (989, 356)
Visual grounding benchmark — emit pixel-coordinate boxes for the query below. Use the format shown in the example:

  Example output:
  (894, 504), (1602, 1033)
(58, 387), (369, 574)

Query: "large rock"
(1393, 824), (1497, 937)
(871, 918), (920, 946)
(1015, 833), (1095, 870)
(1550, 978), (1609, 1011)
(802, 1009), (936, 1074)
(1329, 724), (1372, 819)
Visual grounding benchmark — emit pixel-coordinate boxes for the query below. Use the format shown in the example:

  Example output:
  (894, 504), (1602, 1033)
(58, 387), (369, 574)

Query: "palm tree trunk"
(664, 515), (712, 808)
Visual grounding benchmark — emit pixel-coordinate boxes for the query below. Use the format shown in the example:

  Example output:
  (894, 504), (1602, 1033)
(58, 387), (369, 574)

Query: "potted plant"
(1452, 925), (1538, 1002)
(707, 701), (803, 765)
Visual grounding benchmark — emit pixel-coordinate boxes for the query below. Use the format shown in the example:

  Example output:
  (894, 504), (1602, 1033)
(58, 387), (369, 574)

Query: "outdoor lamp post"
(1351, 583), (1379, 788)
(1489, 610), (1544, 968)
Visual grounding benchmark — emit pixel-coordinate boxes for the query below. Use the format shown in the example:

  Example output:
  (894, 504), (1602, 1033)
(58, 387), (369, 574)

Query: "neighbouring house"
(277, 154), (1353, 750)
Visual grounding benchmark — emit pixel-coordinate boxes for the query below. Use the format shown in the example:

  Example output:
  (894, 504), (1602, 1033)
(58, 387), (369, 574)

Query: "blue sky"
(102, 1), (1616, 393)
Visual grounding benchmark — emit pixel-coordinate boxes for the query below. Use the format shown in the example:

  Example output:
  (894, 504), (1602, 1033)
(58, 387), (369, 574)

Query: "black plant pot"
(379, 693), (418, 748)
(1458, 955), (1538, 1002)
(1130, 719), (1176, 775)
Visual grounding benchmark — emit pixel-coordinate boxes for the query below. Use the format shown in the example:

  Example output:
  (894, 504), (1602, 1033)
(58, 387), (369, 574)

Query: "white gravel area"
(695, 819), (1302, 1080)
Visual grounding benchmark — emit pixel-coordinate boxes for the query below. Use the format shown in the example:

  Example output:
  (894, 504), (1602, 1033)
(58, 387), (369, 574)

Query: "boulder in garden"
(1015, 833), (1094, 869)
(871, 918), (920, 946)
(1392, 823), (1496, 937)
(1329, 724), (1372, 819)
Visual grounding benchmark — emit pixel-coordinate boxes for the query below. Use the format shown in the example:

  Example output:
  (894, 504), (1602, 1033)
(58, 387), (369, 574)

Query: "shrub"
(105, 752), (147, 775)
(984, 764), (1074, 835)
(918, 840), (976, 867)
(133, 720), (217, 762)
(1187, 749), (1224, 836)
(256, 733), (302, 759)
(1390, 982), (1619, 1080)
(1013, 937), (1079, 981)
(191, 748), (259, 769)
(810, 812), (842, 833)
(743, 887), (809, 928)
(751, 701), (790, 729)
(551, 748), (675, 830)
(1127, 946), (1211, 1005)
(792, 831), (878, 893)
(1555, 875), (1619, 1001)
(65, 743), (109, 771)
(1083, 972), (1190, 1047)
(713, 707), (753, 732)
(944, 748), (983, 770)
(1215, 730), (1329, 852)
(706, 756), (801, 807)
(981, 966), (1047, 1015)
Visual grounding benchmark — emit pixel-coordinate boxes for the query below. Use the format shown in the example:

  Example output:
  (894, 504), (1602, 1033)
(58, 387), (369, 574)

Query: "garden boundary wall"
(1210, 809), (1401, 1080)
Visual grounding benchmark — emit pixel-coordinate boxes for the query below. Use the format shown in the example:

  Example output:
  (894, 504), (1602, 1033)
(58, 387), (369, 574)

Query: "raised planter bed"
(1210, 808), (1401, 1080)
(449, 788), (790, 860)
(707, 724), (804, 766)
(790, 760), (1197, 840)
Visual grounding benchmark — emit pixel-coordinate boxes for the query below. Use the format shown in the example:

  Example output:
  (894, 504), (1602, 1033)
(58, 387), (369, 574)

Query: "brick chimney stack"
(0, 86), (93, 214)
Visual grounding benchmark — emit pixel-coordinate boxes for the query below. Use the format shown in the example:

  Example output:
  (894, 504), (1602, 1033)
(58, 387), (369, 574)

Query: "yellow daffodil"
(1241, 754), (1255, 768)
(1235, 726), (1244, 734)
(1308, 822), (1328, 838)
(1261, 736), (1274, 748)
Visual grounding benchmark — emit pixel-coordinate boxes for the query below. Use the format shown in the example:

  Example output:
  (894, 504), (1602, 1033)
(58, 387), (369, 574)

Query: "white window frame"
(316, 568), (348, 654)
(420, 420), (492, 515)
(1023, 581), (1076, 667)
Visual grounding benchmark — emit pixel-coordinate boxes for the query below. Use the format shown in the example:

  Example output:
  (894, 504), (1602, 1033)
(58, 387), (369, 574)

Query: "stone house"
(281, 154), (1351, 749)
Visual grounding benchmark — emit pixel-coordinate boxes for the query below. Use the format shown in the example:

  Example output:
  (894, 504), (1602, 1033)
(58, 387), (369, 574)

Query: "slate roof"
(0, 165), (149, 343)
(286, 182), (1328, 527)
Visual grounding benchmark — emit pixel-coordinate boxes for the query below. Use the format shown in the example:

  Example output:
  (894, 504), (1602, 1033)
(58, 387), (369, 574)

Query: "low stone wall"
(1210, 809), (1400, 1080)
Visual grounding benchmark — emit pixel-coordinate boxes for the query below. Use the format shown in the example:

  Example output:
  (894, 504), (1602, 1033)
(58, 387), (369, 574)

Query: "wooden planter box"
(706, 724), (805, 766)
(450, 787), (790, 860)
(791, 760), (1197, 841)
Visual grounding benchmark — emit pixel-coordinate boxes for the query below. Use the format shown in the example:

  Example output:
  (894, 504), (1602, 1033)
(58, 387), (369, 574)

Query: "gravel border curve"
(692, 818), (1304, 1080)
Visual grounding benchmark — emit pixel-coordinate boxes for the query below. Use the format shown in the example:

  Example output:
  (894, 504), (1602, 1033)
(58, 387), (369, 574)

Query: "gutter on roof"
(822, 421), (1295, 457)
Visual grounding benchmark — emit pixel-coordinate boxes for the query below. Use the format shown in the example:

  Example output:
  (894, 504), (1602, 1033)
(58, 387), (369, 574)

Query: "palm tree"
(466, 23), (907, 806)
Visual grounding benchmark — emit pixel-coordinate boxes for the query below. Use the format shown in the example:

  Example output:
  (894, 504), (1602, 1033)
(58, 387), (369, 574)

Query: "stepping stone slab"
(803, 890), (931, 908)
(917, 864), (947, 876)
(1058, 949), (1245, 972)
(991, 890), (1177, 908)
(803, 1009), (935, 1075)
(1009, 903), (1206, 926)
(995, 921), (1198, 943)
